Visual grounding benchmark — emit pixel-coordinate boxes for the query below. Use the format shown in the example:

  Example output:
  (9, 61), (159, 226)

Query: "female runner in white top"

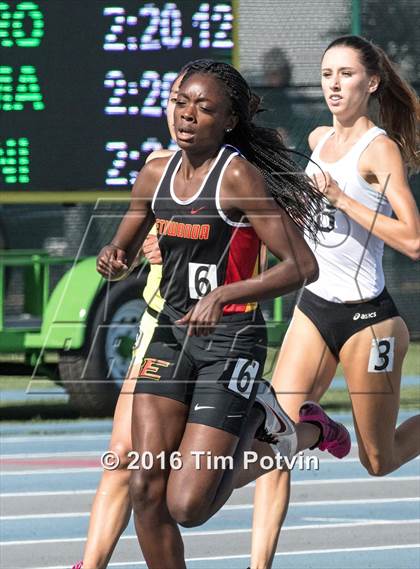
(250, 35), (420, 569)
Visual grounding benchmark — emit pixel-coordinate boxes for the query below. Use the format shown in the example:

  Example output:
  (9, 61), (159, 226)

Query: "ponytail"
(375, 46), (420, 172)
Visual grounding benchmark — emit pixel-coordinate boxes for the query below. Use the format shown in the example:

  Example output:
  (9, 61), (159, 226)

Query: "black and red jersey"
(152, 145), (261, 315)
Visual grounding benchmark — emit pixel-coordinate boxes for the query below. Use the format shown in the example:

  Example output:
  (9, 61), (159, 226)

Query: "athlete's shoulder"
(367, 132), (399, 154)
(146, 148), (175, 163)
(132, 153), (173, 198)
(224, 154), (266, 196)
(141, 152), (173, 178)
(308, 126), (332, 151)
(226, 154), (263, 182)
(363, 132), (402, 166)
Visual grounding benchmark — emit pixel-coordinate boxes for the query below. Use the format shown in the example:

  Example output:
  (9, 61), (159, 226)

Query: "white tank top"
(305, 126), (392, 303)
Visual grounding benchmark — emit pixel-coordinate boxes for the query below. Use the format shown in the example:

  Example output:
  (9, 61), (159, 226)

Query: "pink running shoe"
(71, 563), (83, 569)
(299, 401), (351, 459)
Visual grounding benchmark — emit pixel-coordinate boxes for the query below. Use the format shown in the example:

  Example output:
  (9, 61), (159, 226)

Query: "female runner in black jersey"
(97, 60), (350, 569)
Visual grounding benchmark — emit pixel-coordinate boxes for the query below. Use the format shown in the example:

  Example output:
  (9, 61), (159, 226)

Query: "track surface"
(1, 411), (419, 569)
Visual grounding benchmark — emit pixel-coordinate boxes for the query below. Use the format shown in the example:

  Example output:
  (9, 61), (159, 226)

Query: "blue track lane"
(1, 411), (419, 568)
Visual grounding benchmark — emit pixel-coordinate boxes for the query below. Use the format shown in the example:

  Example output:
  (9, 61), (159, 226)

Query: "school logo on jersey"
(155, 218), (210, 240)
(138, 358), (171, 381)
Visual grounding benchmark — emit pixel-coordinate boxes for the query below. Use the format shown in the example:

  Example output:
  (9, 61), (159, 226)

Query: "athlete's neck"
(332, 115), (375, 144)
(180, 147), (221, 181)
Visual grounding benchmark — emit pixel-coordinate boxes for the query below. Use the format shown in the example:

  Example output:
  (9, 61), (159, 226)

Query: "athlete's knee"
(167, 489), (209, 527)
(129, 468), (166, 513)
(107, 440), (132, 469)
(359, 450), (394, 477)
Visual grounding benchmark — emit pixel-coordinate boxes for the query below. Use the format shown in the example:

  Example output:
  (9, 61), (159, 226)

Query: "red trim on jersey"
(223, 226), (260, 314)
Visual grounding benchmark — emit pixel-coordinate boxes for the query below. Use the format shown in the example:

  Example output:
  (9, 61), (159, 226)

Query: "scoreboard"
(0, 1), (234, 191)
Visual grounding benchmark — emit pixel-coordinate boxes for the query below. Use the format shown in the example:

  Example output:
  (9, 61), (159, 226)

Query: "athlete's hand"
(143, 234), (162, 265)
(97, 244), (129, 280)
(175, 290), (224, 337)
(312, 172), (344, 208)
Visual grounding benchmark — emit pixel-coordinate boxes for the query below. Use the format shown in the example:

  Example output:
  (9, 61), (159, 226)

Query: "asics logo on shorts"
(353, 311), (377, 321)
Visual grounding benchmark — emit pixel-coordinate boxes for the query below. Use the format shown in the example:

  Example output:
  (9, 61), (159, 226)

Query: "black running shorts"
(134, 303), (267, 437)
(298, 287), (400, 359)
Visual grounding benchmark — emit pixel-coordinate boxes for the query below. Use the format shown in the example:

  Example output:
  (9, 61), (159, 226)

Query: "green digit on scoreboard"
(0, 1), (44, 48)
(0, 138), (30, 183)
(0, 65), (44, 110)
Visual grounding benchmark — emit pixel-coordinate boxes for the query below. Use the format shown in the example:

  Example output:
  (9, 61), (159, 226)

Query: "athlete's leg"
(341, 316), (420, 476)
(166, 389), (338, 529)
(130, 394), (189, 569)
(166, 420), (250, 526)
(81, 309), (158, 569)
(251, 307), (338, 569)
(166, 308), (337, 530)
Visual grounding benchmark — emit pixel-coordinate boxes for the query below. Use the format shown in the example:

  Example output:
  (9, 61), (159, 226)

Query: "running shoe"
(254, 379), (297, 460)
(71, 563), (83, 569)
(299, 401), (351, 459)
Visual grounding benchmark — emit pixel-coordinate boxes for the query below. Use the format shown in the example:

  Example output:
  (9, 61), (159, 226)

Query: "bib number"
(228, 358), (260, 399)
(368, 337), (395, 373)
(188, 262), (217, 299)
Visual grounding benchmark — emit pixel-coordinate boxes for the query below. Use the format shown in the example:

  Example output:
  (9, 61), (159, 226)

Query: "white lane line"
(0, 428), (349, 443)
(0, 434), (110, 444)
(26, 543), (420, 569)
(1, 512), (91, 520)
(225, 496), (420, 509)
(2, 475), (419, 496)
(2, 496), (420, 520)
(1, 519), (419, 546)
(0, 451), (100, 459)
(0, 432), (359, 446)
(0, 489), (96, 498)
(1, 467), (101, 476)
(271, 475), (420, 487)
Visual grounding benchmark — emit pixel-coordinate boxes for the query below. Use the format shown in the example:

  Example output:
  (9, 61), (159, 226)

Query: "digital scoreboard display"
(0, 1), (233, 191)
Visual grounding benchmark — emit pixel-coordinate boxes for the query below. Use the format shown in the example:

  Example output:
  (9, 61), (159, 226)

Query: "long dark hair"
(325, 35), (420, 172)
(180, 60), (322, 238)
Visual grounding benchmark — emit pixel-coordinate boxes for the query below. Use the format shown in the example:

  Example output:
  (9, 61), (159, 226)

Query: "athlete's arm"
(96, 157), (168, 280)
(177, 158), (318, 335)
(314, 136), (420, 261)
(218, 157), (319, 301)
(138, 150), (173, 266)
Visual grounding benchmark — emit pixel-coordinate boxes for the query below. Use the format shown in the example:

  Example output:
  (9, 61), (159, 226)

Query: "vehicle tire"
(59, 273), (148, 416)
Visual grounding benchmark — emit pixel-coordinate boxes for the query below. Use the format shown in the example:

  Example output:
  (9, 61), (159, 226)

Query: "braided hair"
(180, 60), (323, 237)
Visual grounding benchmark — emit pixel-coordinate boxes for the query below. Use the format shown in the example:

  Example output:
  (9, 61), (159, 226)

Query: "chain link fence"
(236, 0), (420, 336)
